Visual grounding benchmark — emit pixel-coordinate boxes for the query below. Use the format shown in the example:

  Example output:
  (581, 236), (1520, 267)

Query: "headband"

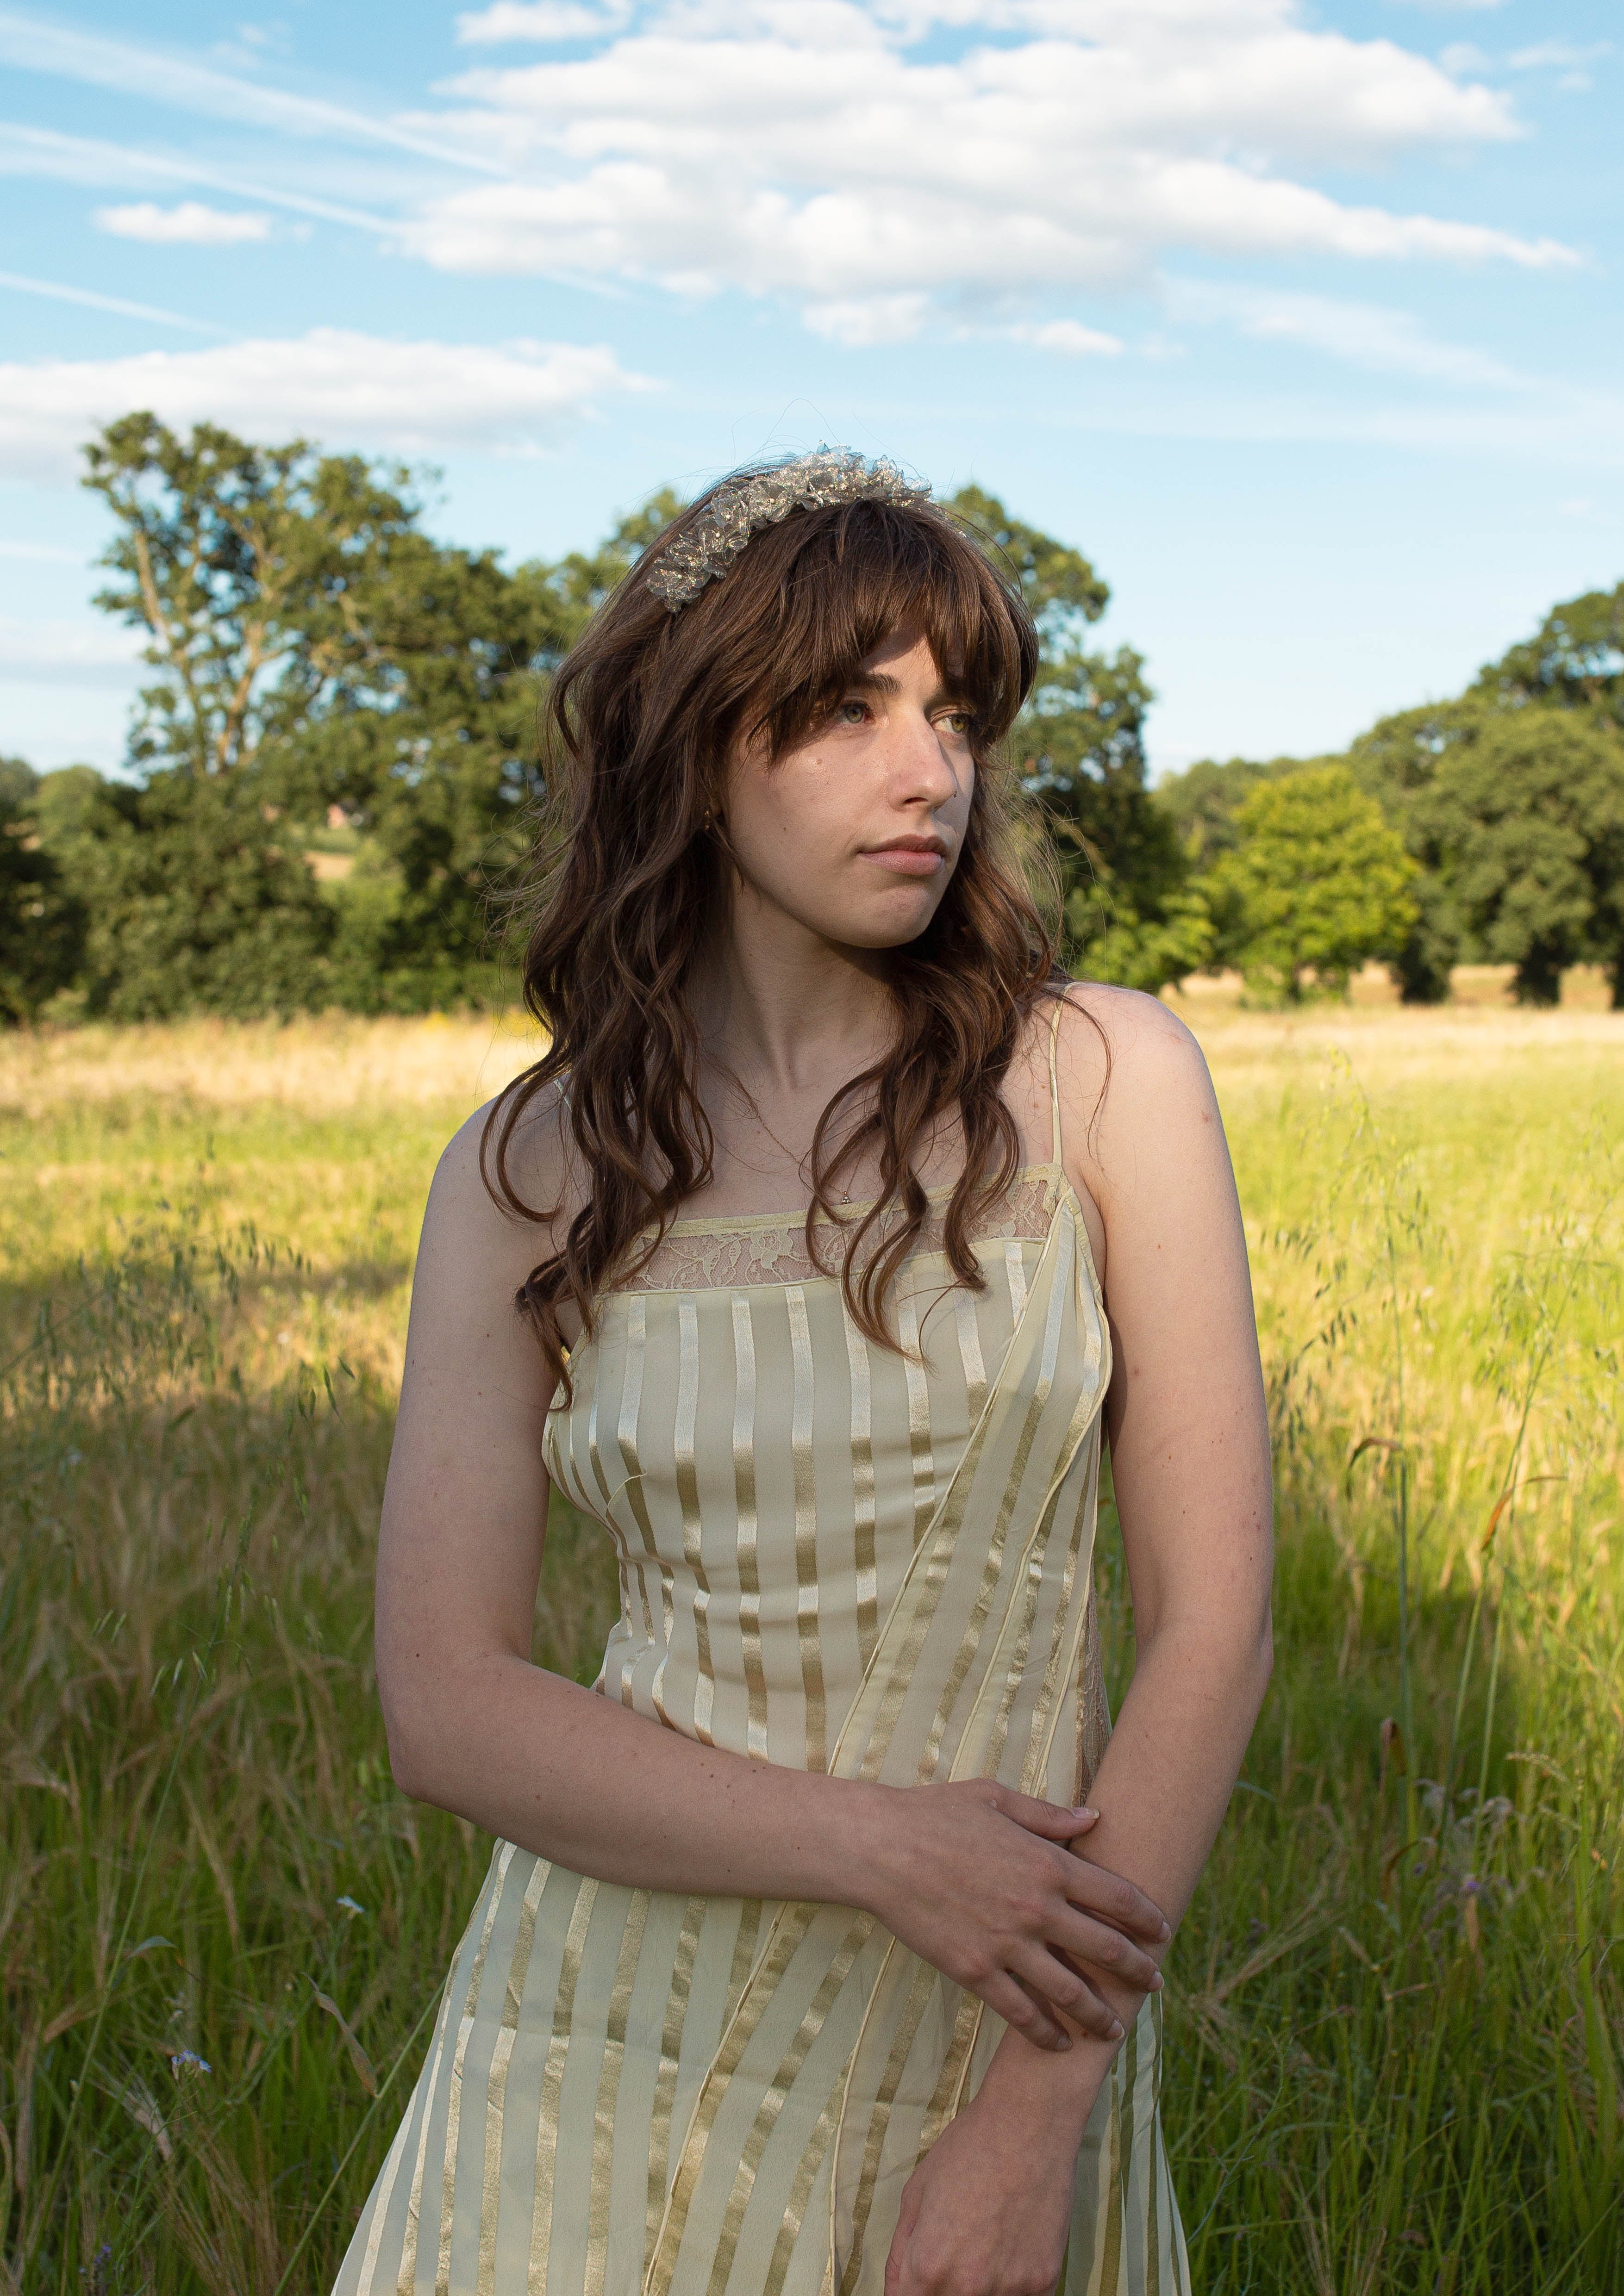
(643, 447), (931, 612)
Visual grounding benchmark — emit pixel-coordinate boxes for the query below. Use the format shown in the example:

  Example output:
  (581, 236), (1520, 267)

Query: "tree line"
(2, 413), (1621, 1024)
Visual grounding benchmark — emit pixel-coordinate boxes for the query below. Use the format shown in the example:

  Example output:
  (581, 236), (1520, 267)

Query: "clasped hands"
(862, 1777), (1168, 2052)
(861, 1779), (1169, 2296)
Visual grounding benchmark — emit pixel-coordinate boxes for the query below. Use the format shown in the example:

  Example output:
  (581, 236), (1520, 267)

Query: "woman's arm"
(887, 988), (1274, 2296)
(376, 1098), (1169, 2051)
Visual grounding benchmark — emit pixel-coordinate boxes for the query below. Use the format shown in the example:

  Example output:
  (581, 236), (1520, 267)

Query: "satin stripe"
(834, 1954), (939, 2296)
(703, 1910), (877, 2296)
(1004, 1238), (1029, 1327)
(786, 1286), (827, 1774)
(916, 1988), (981, 2157)
(354, 1966), (456, 2296)
(764, 2053), (852, 2296)
(841, 1301), (878, 1669)
(645, 1895), (710, 2264)
(585, 1890), (652, 2296)
(430, 1840), (519, 2296)
(645, 1903), (822, 2294)
(529, 1874), (600, 2289)
(618, 1297), (676, 1725)
(475, 1854), (552, 2293)
(661, 1298), (714, 1743)
(896, 1290), (935, 1549)
(730, 1299), (769, 1762)
(952, 1282), (988, 1431)
(1048, 994), (1067, 1165)
(723, 1897), (765, 2021)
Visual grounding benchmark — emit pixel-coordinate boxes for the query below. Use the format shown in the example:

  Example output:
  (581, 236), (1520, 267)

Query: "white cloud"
(996, 319), (1124, 354)
(1167, 279), (1530, 387)
(457, 2), (634, 39)
(0, 615), (143, 689)
(0, 328), (653, 485)
(1506, 41), (1611, 70)
(399, 0), (1572, 332)
(94, 201), (274, 246)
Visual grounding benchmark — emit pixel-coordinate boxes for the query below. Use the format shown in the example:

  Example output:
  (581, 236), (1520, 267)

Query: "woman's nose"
(887, 711), (963, 803)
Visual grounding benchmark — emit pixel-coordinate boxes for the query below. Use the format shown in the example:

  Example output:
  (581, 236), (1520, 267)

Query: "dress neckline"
(656, 1157), (1068, 1238)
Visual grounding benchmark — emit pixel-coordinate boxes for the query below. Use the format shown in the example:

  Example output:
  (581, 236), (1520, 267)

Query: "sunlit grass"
(2, 1006), (1620, 2293)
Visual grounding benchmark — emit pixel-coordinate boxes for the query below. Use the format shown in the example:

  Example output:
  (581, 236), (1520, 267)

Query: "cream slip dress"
(332, 1005), (1190, 2296)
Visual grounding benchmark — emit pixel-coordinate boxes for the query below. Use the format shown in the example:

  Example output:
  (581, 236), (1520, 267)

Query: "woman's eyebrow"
(845, 669), (972, 708)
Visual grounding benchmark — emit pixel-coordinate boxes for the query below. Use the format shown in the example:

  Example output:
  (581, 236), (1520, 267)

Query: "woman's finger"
(996, 1790), (1098, 1841)
(1051, 1907), (1165, 1994)
(1057, 1849), (1169, 1942)
(1011, 1948), (1122, 2039)
(982, 1969), (1068, 2051)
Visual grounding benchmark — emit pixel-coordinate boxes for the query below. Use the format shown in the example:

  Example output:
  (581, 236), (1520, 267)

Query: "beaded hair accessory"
(644, 447), (931, 611)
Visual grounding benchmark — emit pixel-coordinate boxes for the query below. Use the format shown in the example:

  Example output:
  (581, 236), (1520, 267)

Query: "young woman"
(332, 452), (1273, 2296)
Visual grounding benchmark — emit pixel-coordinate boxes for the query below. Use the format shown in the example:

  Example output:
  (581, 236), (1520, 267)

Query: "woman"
(333, 451), (1273, 2296)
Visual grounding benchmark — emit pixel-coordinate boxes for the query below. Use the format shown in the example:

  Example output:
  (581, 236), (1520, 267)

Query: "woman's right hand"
(856, 1780), (1169, 2051)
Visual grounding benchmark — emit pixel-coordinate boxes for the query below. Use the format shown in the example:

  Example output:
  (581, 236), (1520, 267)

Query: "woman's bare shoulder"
(423, 1076), (577, 1276)
(1046, 982), (1225, 1203)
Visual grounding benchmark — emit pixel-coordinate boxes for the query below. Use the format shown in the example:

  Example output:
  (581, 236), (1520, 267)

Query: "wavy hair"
(483, 467), (1066, 1398)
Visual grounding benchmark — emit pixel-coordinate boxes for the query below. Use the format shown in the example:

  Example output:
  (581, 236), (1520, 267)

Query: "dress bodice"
(543, 1161), (1111, 1782)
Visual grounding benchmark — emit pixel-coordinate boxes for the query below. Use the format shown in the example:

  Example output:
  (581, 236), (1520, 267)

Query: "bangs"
(703, 494), (1038, 764)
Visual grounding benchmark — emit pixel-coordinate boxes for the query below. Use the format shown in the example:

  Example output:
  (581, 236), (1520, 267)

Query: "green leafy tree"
(1349, 698), (1624, 1005)
(948, 486), (1204, 989)
(1154, 754), (1319, 866)
(1473, 580), (1624, 728)
(43, 769), (334, 1021)
(0, 757), (86, 1021)
(1202, 765), (1418, 1000)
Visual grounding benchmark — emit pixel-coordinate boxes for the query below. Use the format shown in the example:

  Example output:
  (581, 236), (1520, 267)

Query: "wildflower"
(169, 2048), (212, 2077)
(337, 1894), (368, 1917)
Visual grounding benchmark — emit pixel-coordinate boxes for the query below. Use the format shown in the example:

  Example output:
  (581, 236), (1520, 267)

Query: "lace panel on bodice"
(625, 1166), (1064, 1292)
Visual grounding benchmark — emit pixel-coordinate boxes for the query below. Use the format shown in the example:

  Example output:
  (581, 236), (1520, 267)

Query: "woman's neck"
(688, 895), (896, 1098)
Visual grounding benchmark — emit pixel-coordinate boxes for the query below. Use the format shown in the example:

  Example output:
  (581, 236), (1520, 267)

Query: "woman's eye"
(939, 709), (973, 736)
(838, 699), (870, 725)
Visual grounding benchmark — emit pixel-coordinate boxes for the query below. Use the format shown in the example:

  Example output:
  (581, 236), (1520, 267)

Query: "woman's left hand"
(882, 2081), (1085, 2296)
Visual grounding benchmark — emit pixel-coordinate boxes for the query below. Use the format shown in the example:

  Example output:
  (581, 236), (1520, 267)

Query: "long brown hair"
(483, 467), (1063, 1397)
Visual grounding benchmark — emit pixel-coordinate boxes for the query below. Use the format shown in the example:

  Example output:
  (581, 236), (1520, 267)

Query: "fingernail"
(1073, 1806), (1097, 1820)
(1158, 1921), (1171, 1941)
(1108, 2020), (1124, 2040)
(1054, 2033), (1072, 2051)
(1148, 1972), (1164, 1991)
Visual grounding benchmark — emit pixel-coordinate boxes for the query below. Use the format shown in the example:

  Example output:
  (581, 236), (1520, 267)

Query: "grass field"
(2, 1001), (1621, 2294)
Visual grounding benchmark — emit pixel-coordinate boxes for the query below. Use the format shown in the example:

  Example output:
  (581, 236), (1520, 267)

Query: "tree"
(42, 769), (334, 1021)
(1349, 698), (1624, 1006)
(947, 486), (1205, 989)
(1201, 765), (1418, 1000)
(1154, 754), (1318, 866)
(1473, 581), (1624, 729)
(0, 757), (86, 1021)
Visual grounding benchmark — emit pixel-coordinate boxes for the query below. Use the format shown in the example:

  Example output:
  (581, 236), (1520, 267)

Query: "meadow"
(1, 999), (1620, 2294)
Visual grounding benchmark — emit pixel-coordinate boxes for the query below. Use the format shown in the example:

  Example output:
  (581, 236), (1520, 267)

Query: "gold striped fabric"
(333, 1048), (1189, 2296)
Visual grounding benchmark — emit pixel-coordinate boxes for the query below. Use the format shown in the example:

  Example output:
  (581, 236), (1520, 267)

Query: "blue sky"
(0, 0), (1618, 778)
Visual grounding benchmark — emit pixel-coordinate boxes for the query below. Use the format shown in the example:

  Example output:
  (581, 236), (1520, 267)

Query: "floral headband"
(643, 447), (931, 612)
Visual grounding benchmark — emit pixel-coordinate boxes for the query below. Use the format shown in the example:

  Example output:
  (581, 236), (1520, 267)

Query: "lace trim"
(622, 1168), (1063, 1293)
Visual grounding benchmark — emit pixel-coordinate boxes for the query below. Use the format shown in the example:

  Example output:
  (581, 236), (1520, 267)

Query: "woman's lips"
(862, 844), (946, 877)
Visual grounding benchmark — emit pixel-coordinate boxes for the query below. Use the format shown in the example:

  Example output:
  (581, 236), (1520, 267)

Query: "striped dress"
(333, 1023), (1189, 2296)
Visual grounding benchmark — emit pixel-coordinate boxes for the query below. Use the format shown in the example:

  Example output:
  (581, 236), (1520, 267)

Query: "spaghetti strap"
(1047, 991), (1066, 1167)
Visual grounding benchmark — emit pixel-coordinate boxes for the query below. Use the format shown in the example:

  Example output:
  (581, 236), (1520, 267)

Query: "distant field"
(2, 1003), (1620, 2294)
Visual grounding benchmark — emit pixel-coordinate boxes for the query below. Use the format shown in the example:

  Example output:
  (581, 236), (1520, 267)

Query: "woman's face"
(722, 627), (976, 953)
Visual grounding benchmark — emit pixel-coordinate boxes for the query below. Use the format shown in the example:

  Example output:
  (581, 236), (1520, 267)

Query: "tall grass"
(2, 1008), (1620, 2293)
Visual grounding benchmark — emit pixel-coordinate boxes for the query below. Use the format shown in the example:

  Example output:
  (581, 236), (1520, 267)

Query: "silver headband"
(643, 447), (931, 611)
